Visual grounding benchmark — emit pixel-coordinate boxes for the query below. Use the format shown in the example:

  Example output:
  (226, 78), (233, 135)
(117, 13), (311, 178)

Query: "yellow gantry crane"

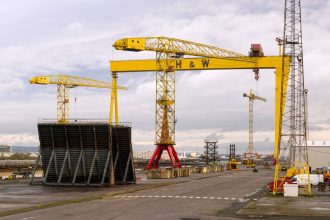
(110, 37), (290, 176)
(30, 75), (127, 123)
(113, 37), (249, 169)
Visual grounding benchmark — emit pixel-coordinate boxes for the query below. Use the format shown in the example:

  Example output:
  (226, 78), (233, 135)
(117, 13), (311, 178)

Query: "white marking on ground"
(238, 198), (250, 203)
(253, 198), (258, 201)
(116, 195), (242, 201)
(311, 207), (330, 211)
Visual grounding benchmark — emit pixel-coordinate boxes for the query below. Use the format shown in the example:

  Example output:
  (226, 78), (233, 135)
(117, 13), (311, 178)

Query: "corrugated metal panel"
(35, 123), (135, 186)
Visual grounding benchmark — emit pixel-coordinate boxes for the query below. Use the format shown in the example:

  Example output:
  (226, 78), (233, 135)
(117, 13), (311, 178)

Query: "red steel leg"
(146, 145), (182, 170)
(147, 146), (162, 169)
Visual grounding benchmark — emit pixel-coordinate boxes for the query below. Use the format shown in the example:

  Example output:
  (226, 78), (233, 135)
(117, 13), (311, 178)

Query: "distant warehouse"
(307, 140), (330, 169)
(0, 145), (10, 153)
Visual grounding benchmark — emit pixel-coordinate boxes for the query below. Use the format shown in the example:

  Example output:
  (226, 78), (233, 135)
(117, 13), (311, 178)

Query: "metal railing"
(38, 118), (132, 127)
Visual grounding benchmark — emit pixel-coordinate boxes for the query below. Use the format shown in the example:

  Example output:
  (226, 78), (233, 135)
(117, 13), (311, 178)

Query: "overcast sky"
(0, 0), (329, 154)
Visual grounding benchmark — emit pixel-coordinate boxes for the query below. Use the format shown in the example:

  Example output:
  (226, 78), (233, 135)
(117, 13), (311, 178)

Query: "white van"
(291, 174), (324, 186)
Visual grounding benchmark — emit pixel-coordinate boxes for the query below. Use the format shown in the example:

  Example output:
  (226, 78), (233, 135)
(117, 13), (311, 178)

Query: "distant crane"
(243, 89), (266, 159)
(30, 75), (127, 123)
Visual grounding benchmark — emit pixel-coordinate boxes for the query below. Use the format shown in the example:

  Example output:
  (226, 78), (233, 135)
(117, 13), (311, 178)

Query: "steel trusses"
(31, 122), (135, 186)
(274, 0), (311, 195)
(204, 139), (219, 165)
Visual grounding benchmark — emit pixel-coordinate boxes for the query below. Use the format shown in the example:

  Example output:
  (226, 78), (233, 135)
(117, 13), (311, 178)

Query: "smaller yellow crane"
(243, 89), (266, 165)
(30, 75), (127, 123)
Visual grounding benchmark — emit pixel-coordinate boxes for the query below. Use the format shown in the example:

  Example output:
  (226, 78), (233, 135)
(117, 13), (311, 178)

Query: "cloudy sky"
(0, 0), (329, 154)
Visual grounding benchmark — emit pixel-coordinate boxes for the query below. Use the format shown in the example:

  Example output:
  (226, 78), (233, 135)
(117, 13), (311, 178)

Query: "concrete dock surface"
(0, 168), (329, 219)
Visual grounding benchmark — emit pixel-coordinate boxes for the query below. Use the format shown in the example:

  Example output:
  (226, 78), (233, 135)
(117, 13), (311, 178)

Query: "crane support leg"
(109, 73), (119, 125)
(146, 145), (182, 169)
(57, 84), (70, 123)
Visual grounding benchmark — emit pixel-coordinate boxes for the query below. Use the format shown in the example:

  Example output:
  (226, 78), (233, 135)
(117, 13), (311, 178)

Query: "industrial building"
(307, 140), (330, 169)
(0, 145), (10, 153)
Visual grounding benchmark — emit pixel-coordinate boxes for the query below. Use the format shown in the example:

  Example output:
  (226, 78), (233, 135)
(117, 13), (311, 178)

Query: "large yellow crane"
(243, 89), (266, 160)
(30, 75), (127, 123)
(113, 37), (251, 169)
(111, 37), (290, 176)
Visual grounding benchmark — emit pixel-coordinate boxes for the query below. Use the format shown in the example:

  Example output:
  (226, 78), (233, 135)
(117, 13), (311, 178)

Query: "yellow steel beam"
(110, 56), (290, 170)
(110, 56), (283, 72)
(113, 37), (246, 58)
(30, 75), (128, 90)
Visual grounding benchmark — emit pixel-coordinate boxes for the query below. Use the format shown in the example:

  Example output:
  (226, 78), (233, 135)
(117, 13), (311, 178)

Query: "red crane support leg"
(146, 145), (182, 170)
(147, 146), (162, 169)
(170, 146), (182, 168)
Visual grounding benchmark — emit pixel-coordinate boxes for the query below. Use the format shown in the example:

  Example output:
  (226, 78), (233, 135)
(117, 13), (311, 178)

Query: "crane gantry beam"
(30, 75), (127, 123)
(110, 51), (290, 172)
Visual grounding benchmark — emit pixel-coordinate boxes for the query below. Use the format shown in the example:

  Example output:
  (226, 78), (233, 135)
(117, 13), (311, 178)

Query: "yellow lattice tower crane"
(243, 90), (266, 167)
(111, 37), (290, 173)
(30, 75), (127, 123)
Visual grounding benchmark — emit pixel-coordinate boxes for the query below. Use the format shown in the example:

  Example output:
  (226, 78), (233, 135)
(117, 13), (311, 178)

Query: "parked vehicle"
(291, 174), (324, 186)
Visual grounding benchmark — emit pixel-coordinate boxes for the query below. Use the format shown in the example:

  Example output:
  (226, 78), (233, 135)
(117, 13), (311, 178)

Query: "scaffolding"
(204, 139), (219, 165)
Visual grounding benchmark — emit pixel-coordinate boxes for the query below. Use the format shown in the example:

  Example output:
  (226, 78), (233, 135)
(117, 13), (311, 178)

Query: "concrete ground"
(237, 191), (330, 219)
(0, 167), (329, 219)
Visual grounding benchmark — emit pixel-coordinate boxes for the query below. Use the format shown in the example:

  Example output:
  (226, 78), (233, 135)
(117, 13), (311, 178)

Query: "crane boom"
(30, 75), (127, 123)
(30, 75), (128, 90)
(243, 91), (267, 102)
(113, 37), (247, 58)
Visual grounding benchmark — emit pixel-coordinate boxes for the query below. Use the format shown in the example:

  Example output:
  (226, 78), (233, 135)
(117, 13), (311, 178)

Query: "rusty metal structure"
(204, 139), (219, 165)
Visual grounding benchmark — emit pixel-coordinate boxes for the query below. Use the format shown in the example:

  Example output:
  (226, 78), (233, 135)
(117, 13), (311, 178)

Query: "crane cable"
(74, 87), (78, 116)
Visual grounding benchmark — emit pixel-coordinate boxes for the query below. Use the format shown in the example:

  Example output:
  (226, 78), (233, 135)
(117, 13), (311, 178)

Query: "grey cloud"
(1, 0), (330, 147)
